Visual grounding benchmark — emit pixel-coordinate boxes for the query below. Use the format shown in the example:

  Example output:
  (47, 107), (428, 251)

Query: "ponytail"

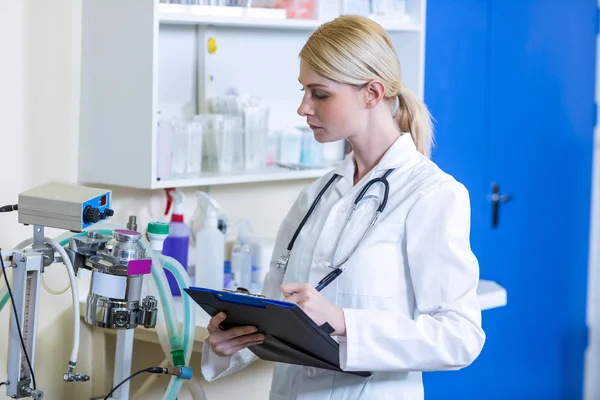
(395, 87), (434, 159)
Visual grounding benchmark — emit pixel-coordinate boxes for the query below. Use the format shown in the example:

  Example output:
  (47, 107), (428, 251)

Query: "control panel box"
(18, 182), (113, 232)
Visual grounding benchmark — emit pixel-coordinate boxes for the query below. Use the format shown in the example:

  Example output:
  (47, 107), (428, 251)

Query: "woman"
(201, 15), (485, 399)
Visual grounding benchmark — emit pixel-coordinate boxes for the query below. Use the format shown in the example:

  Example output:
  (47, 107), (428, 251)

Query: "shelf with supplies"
(152, 165), (333, 189)
(158, 3), (421, 32)
(78, 0), (426, 190)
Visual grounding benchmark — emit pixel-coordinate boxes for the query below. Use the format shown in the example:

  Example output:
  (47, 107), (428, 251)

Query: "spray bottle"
(189, 191), (229, 238)
(231, 219), (253, 290)
(162, 188), (190, 296)
(192, 191), (226, 290)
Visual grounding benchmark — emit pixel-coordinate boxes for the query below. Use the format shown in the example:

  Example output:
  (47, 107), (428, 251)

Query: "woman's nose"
(297, 97), (311, 116)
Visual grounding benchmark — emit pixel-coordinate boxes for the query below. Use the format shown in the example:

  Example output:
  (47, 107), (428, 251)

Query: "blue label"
(81, 191), (112, 230)
(223, 260), (232, 289)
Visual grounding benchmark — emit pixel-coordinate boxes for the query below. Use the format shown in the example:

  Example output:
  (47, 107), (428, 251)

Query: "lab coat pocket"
(337, 221), (404, 299)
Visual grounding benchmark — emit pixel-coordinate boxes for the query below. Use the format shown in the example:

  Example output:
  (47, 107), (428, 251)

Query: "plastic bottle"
(278, 127), (302, 165)
(249, 237), (275, 294)
(231, 220), (253, 290)
(189, 190), (228, 275)
(162, 188), (190, 296)
(225, 236), (275, 293)
(189, 190), (229, 238)
(147, 221), (170, 252)
(193, 192), (226, 290)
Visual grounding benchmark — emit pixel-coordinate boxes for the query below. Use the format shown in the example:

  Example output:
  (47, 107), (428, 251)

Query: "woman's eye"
(299, 87), (328, 99)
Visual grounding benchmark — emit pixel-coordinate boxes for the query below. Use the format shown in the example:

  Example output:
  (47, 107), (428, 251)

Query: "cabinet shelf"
(158, 4), (421, 32)
(78, 0), (425, 190)
(477, 280), (507, 310)
(152, 166), (332, 189)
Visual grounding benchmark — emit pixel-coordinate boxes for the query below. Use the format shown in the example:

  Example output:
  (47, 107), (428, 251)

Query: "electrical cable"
(103, 369), (149, 400)
(132, 358), (169, 400)
(103, 367), (182, 400)
(0, 249), (37, 390)
(0, 204), (18, 212)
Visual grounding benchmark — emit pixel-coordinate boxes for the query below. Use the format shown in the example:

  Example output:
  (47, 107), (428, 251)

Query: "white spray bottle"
(193, 191), (226, 290)
(231, 219), (253, 290)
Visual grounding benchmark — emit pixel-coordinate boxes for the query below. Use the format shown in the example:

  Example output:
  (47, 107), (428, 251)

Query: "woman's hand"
(281, 282), (346, 336)
(206, 312), (265, 357)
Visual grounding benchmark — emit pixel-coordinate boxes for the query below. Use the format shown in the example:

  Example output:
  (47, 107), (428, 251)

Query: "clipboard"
(184, 287), (371, 377)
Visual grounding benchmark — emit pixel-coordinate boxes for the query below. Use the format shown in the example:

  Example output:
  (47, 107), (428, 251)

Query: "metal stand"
(111, 330), (135, 400)
(5, 226), (45, 399)
(4, 217), (153, 400)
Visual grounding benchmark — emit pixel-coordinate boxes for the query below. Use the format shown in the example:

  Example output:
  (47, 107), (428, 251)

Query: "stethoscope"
(276, 168), (395, 274)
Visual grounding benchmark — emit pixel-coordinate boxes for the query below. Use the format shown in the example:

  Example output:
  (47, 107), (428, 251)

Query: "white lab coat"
(201, 133), (485, 399)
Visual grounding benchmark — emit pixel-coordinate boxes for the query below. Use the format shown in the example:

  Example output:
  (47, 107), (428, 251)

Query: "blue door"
(423, 0), (597, 398)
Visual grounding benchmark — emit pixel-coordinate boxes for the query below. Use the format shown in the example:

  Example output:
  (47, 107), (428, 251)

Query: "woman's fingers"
(211, 332), (266, 357)
(208, 313), (258, 340)
(226, 339), (266, 355)
(220, 325), (260, 341)
(207, 312), (228, 333)
(207, 312), (269, 356)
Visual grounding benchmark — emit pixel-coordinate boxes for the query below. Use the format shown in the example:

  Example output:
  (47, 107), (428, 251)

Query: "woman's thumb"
(280, 282), (305, 296)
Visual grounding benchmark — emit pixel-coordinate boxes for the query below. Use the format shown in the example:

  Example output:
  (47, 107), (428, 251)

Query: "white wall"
(0, 1), (90, 398)
(0, 2), (28, 396)
(0, 0), (309, 398)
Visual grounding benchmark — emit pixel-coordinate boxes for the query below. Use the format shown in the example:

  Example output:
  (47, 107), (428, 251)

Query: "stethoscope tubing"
(278, 168), (395, 273)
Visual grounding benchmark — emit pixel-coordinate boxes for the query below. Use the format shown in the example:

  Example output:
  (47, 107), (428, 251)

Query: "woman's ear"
(364, 80), (386, 109)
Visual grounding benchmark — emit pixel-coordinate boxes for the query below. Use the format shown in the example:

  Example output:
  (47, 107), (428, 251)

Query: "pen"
(315, 268), (344, 292)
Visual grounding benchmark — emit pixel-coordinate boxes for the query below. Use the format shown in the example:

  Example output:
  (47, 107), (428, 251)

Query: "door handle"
(491, 183), (512, 228)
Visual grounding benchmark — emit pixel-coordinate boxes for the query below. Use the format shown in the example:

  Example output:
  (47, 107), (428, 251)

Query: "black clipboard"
(184, 287), (371, 377)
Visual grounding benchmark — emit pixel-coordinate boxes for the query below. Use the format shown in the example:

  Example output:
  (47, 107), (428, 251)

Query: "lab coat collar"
(332, 132), (418, 186)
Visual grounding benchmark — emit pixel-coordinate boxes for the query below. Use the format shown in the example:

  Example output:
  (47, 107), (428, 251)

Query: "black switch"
(83, 206), (100, 224)
(100, 208), (114, 220)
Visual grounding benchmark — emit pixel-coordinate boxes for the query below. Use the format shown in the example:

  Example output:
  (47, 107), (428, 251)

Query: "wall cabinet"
(78, 0), (426, 189)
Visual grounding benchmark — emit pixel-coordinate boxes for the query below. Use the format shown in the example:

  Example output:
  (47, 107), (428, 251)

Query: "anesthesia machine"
(0, 182), (205, 400)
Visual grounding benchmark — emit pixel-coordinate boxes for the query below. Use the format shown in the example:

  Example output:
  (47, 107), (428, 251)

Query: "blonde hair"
(299, 15), (434, 158)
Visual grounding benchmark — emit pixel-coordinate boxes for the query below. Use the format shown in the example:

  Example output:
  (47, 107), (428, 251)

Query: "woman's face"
(297, 60), (368, 143)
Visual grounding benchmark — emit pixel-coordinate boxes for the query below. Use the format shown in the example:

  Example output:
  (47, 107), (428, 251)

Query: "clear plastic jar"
(170, 119), (204, 178)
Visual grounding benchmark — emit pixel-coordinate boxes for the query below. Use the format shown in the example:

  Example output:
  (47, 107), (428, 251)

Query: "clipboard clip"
(221, 287), (266, 298)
